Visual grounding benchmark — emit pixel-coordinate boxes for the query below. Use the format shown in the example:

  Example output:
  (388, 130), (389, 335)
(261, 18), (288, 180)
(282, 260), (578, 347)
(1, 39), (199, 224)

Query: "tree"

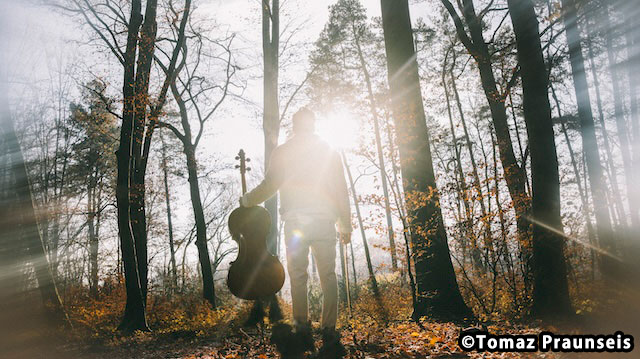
(440, 0), (531, 253)
(560, 0), (616, 277)
(507, 0), (573, 319)
(68, 80), (117, 297)
(159, 133), (178, 291)
(63, 0), (192, 331)
(379, 0), (473, 321)
(159, 26), (238, 307)
(263, 0), (280, 254)
(115, 0), (148, 331)
(342, 152), (379, 296)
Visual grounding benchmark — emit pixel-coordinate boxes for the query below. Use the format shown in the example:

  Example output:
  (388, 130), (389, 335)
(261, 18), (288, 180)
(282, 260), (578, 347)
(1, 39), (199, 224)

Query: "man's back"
(242, 133), (351, 233)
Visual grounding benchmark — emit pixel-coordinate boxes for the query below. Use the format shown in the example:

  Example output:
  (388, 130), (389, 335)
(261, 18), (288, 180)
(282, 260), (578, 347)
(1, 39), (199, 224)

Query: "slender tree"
(159, 133), (178, 291)
(159, 30), (238, 308)
(115, 0), (148, 331)
(561, 0), (616, 276)
(507, 0), (573, 318)
(262, 0), (280, 253)
(440, 0), (531, 251)
(342, 152), (379, 296)
(380, 0), (473, 321)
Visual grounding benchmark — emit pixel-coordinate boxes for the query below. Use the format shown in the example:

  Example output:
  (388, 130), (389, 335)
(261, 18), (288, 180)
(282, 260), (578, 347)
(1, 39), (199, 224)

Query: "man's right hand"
(339, 232), (351, 244)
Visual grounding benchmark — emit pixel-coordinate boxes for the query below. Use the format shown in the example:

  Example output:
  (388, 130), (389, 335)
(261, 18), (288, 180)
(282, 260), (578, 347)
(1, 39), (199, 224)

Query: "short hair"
(292, 107), (316, 134)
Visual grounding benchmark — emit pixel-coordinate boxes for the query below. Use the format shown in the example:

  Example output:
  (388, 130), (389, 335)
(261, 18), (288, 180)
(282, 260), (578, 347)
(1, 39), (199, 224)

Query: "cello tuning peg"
(235, 156), (240, 160)
(246, 167), (251, 171)
(235, 165), (240, 169)
(246, 158), (251, 162)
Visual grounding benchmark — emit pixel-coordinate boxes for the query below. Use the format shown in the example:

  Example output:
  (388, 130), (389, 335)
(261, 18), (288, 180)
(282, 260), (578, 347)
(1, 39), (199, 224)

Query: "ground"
(26, 279), (639, 359)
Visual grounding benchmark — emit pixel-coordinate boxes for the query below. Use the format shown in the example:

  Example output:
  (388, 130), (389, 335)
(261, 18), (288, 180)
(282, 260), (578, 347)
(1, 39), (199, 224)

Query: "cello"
(227, 149), (285, 300)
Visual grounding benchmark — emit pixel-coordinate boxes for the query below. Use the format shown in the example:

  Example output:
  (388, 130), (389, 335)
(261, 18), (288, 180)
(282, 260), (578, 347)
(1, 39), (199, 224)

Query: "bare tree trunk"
(88, 170), (99, 297)
(160, 134), (178, 291)
(561, 0), (617, 277)
(185, 147), (216, 307)
(166, 73), (217, 307)
(260, 0), (283, 320)
(442, 53), (473, 267)
(490, 127), (519, 306)
(507, 0), (573, 319)
(129, 0), (160, 303)
(550, 84), (597, 275)
(383, 115), (417, 305)
(342, 152), (379, 296)
(353, 33), (397, 270)
(380, 0), (473, 321)
(116, 0), (148, 332)
(449, 64), (490, 270)
(262, 0), (280, 255)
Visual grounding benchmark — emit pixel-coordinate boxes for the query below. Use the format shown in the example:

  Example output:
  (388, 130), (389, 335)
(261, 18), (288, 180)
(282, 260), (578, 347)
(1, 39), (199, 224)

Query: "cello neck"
(235, 149), (250, 195)
(241, 171), (247, 195)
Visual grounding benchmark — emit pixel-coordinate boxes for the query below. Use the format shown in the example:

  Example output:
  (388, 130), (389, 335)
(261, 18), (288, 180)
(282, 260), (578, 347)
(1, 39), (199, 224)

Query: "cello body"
(226, 150), (285, 300)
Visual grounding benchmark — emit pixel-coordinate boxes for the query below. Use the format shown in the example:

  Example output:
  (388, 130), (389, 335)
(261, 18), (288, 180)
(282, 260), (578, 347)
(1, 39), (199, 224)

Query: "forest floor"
(16, 280), (638, 359)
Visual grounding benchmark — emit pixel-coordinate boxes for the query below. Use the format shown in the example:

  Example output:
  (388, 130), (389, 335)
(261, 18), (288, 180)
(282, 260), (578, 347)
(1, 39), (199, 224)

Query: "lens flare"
(316, 109), (360, 150)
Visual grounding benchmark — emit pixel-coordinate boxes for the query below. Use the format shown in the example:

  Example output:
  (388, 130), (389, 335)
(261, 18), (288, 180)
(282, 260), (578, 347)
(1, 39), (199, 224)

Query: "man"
(241, 107), (352, 357)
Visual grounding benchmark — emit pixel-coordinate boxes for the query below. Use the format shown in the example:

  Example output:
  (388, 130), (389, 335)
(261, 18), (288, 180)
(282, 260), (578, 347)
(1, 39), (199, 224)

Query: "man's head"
(292, 107), (316, 134)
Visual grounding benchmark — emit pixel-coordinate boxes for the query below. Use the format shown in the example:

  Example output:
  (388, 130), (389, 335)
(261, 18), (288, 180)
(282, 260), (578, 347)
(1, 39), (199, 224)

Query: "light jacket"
(241, 133), (353, 234)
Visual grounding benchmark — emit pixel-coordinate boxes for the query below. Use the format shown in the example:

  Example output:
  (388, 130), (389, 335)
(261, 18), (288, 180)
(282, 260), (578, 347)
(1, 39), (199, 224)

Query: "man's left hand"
(339, 232), (351, 244)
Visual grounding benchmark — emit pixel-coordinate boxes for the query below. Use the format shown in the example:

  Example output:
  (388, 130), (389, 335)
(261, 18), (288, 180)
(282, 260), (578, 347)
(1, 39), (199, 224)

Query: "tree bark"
(185, 147), (216, 307)
(129, 0), (159, 302)
(262, 0), (280, 255)
(160, 134), (178, 291)
(507, 0), (573, 319)
(88, 167), (99, 297)
(166, 69), (217, 307)
(116, 0), (148, 332)
(380, 0), (473, 321)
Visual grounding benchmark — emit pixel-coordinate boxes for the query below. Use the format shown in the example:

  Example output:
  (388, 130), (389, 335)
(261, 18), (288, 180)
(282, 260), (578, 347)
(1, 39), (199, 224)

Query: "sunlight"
(316, 108), (360, 150)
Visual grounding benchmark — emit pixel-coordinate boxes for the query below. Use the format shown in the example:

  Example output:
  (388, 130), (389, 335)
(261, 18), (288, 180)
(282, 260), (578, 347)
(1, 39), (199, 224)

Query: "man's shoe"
(317, 327), (346, 359)
(271, 322), (315, 359)
(295, 322), (316, 353)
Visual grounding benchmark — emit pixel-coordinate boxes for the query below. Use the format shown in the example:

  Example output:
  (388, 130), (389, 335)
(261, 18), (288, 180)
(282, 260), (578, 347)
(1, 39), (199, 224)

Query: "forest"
(0, 0), (639, 358)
